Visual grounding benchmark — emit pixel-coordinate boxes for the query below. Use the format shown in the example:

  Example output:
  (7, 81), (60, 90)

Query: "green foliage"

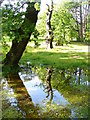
(34, 2), (40, 11)
(30, 28), (40, 48)
(31, 28), (39, 39)
(36, 1), (89, 45)
(85, 15), (90, 43)
(1, 36), (10, 54)
(36, 2), (78, 46)
(65, 1), (80, 9)
(65, 1), (89, 43)
(3, 106), (20, 118)
(2, 1), (35, 43)
(2, 3), (24, 40)
(36, 12), (47, 38)
(52, 7), (77, 45)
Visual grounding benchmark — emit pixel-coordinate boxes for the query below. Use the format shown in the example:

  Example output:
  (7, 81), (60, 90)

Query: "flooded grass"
(1, 64), (89, 119)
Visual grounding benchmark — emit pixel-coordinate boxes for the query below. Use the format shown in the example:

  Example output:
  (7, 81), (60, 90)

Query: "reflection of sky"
(52, 90), (69, 106)
(19, 73), (69, 107)
(1, 78), (18, 106)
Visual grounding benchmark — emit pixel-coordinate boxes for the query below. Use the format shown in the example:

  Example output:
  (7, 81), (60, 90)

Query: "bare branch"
(46, 4), (50, 12)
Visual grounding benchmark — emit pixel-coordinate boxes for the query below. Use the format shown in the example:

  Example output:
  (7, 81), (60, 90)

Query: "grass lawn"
(19, 42), (88, 69)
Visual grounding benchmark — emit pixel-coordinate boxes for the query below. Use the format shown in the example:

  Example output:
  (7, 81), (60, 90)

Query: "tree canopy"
(1, 0), (40, 67)
(36, 0), (89, 45)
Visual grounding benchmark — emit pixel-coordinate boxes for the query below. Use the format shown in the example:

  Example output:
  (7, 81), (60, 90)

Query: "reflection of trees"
(46, 68), (53, 102)
(20, 65), (33, 81)
(50, 68), (88, 107)
(52, 69), (71, 89)
(5, 73), (38, 118)
(78, 68), (81, 85)
(73, 68), (88, 85)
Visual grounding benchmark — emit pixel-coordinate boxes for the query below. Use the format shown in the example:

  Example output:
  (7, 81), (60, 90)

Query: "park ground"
(18, 41), (88, 70)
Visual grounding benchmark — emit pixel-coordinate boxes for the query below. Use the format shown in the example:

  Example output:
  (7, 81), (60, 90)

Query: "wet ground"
(1, 62), (89, 119)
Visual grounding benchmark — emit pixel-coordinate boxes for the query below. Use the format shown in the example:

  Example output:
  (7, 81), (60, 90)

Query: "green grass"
(19, 42), (88, 69)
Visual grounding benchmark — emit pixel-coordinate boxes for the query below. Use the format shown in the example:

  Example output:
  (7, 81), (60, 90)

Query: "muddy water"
(1, 63), (89, 119)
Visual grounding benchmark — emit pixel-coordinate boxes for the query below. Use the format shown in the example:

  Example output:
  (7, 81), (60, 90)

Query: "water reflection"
(19, 65), (71, 117)
(2, 73), (38, 118)
(46, 68), (53, 102)
(72, 68), (88, 86)
(19, 67), (69, 107)
(1, 64), (89, 118)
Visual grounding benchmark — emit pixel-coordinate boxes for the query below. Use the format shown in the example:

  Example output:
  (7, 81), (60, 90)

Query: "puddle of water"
(1, 63), (89, 118)
(19, 73), (69, 107)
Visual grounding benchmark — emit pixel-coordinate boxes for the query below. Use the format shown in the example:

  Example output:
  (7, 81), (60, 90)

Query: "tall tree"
(46, 0), (53, 49)
(75, 4), (80, 41)
(65, 0), (89, 42)
(2, 1), (40, 67)
(80, 0), (83, 40)
(83, 3), (88, 39)
(52, 6), (77, 46)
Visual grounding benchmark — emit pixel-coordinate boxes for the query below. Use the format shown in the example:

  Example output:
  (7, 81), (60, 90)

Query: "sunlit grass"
(20, 42), (88, 69)
(27, 41), (88, 53)
(1, 41), (88, 69)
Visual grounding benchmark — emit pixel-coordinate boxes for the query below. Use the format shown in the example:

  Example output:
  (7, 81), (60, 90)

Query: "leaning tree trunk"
(3, 2), (39, 67)
(46, 0), (53, 49)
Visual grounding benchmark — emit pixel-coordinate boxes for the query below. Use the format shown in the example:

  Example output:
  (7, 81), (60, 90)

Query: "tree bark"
(46, 0), (53, 49)
(3, 2), (39, 67)
(80, 0), (83, 41)
(75, 9), (80, 41)
(83, 4), (87, 39)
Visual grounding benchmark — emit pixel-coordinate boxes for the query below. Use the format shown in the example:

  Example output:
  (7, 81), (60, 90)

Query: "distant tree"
(65, 0), (89, 42)
(80, 0), (83, 40)
(45, 0), (53, 49)
(52, 6), (77, 46)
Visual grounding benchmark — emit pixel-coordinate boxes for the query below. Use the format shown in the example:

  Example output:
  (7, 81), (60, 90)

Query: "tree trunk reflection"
(5, 73), (38, 118)
(46, 68), (53, 102)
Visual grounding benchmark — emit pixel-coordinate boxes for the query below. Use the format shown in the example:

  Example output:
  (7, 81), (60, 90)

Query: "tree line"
(36, 0), (89, 46)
